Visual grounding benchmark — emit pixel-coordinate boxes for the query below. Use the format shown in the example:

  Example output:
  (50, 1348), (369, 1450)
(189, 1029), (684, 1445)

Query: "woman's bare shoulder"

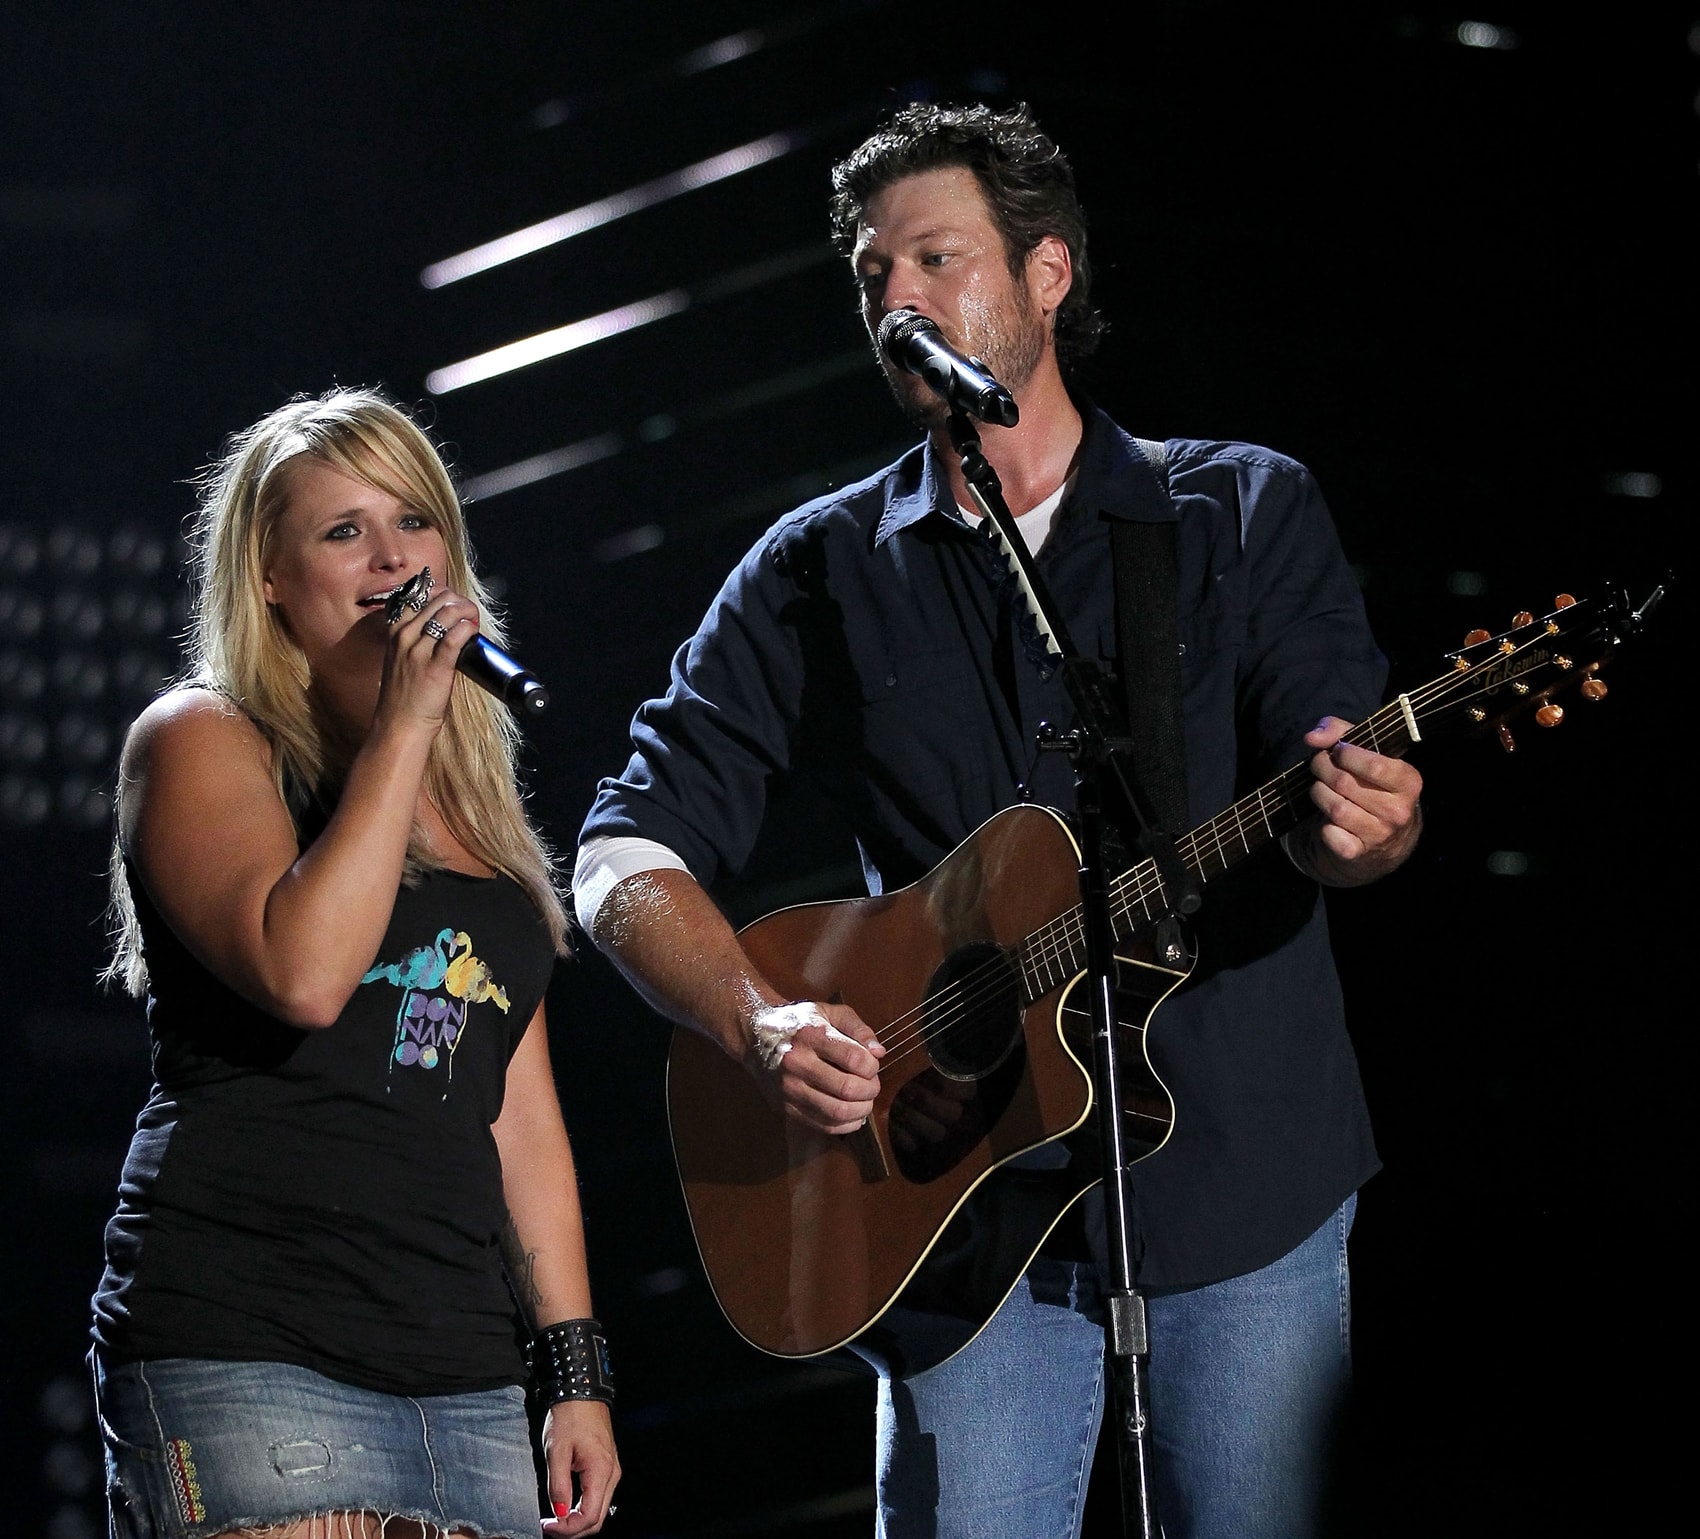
(124, 686), (267, 761)
(118, 688), (278, 831)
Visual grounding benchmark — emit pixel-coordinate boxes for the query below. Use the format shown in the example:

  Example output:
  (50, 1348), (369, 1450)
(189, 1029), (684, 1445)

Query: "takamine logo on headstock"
(1429, 579), (1669, 752)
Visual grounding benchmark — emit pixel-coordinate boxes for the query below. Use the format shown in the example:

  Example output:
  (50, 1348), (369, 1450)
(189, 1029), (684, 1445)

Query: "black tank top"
(92, 866), (555, 1396)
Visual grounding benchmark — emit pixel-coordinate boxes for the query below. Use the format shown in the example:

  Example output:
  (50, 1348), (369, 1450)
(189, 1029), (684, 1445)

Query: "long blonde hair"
(106, 388), (569, 993)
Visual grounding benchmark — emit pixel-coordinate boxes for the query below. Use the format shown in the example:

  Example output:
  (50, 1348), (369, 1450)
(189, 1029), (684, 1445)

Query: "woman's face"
(261, 455), (451, 682)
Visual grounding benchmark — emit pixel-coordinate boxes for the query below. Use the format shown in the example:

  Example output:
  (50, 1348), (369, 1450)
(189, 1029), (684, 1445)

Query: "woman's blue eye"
(327, 523), (358, 540)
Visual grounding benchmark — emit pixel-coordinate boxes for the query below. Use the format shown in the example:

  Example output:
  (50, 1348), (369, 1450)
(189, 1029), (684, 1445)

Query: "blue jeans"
(875, 1196), (1355, 1539)
(91, 1353), (540, 1539)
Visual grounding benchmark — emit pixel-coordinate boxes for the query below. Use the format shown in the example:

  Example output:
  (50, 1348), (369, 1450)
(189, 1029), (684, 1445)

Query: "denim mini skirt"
(92, 1352), (540, 1538)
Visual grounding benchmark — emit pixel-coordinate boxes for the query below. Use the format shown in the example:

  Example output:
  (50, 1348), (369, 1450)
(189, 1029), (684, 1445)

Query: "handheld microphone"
(455, 634), (550, 716)
(876, 309), (1020, 428)
(385, 570), (550, 715)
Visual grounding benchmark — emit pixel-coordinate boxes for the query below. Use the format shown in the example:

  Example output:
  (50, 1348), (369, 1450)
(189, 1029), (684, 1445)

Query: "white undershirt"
(572, 474), (1075, 932)
(958, 472), (1071, 553)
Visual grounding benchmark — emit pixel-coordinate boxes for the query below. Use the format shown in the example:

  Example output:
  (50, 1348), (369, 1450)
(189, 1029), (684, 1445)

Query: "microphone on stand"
(877, 309), (1020, 428)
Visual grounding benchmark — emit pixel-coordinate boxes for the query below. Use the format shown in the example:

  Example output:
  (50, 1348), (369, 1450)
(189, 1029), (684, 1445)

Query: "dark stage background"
(3, 6), (1689, 1535)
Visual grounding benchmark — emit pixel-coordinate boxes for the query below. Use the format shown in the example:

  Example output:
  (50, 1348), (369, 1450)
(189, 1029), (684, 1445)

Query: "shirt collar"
(1069, 405), (1177, 525)
(872, 404), (1174, 548)
(872, 442), (942, 546)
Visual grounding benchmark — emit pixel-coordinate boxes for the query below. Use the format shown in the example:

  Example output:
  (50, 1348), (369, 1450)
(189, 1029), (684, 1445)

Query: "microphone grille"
(876, 308), (938, 362)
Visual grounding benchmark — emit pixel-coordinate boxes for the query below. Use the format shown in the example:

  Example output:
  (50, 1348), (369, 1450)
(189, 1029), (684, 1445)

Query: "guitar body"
(666, 805), (1188, 1375)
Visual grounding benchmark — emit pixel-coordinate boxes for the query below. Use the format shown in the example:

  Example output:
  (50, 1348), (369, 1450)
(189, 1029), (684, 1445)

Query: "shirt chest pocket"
(1090, 560), (1247, 683)
(852, 645), (1000, 796)
(869, 645), (984, 699)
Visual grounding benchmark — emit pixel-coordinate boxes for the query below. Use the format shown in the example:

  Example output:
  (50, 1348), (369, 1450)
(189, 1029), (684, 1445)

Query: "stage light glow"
(1456, 21), (1518, 50)
(425, 290), (690, 394)
(679, 29), (764, 73)
(0, 591), (46, 637)
(1486, 851), (1529, 876)
(1602, 471), (1662, 498)
(595, 525), (666, 562)
(455, 348), (868, 504)
(421, 132), (800, 289)
(460, 432), (624, 501)
(0, 774), (50, 825)
(1446, 570), (1487, 597)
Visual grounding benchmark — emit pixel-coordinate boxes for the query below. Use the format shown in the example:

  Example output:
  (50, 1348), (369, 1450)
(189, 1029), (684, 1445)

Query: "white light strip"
(421, 131), (799, 289)
(461, 432), (625, 501)
(455, 348), (870, 503)
(678, 28), (764, 74)
(425, 290), (690, 395)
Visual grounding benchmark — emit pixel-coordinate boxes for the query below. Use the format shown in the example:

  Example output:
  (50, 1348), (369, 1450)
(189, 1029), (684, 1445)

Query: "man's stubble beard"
(875, 280), (1048, 433)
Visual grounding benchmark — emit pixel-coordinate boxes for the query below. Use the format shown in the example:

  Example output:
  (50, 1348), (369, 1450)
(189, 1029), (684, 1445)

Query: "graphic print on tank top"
(362, 926), (512, 1092)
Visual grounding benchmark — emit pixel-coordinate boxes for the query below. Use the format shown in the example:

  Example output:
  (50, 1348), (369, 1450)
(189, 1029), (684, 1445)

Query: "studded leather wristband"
(527, 1318), (615, 1406)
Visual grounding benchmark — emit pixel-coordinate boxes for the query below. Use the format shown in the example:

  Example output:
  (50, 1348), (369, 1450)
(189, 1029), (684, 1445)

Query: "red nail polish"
(554, 1501), (572, 1518)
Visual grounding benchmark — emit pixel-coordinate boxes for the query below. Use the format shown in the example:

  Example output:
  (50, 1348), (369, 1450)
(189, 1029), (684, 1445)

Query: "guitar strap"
(1110, 438), (1190, 832)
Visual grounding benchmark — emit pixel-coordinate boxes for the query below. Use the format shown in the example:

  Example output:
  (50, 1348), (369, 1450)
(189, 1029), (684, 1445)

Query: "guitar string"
(875, 746), (1392, 1067)
(854, 626), (1588, 1069)
(866, 725), (1353, 1064)
(867, 639), (1559, 1066)
(870, 713), (1365, 1063)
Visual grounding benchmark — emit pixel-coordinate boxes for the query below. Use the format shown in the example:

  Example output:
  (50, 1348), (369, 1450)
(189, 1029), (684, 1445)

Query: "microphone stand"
(946, 410), (1200, 1539)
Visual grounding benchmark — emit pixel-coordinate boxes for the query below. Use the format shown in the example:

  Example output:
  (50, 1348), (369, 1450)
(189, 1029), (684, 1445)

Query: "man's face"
(852, 166), (1049, 429)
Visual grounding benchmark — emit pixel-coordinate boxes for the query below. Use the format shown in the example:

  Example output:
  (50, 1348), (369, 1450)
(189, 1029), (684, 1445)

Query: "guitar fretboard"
(1014, 702), (1422, 1003)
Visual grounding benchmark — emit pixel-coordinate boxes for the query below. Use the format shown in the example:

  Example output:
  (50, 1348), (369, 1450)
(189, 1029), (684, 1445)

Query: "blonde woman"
(91, 390), (619, 1538)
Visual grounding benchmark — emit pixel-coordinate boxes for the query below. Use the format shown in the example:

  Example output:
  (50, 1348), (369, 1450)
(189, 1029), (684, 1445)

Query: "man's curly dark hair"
(829, 101), (1105, 376)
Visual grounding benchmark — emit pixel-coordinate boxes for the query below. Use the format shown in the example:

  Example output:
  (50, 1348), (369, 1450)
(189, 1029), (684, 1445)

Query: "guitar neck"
(1016, 699), (1420, 1002)
(1012, 586), (1632, 1002)
(1171, 697), (1419, 894)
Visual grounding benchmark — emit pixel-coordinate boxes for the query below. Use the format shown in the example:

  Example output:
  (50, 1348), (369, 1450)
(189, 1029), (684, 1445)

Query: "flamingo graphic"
(363, 927), (456, 993)
(363, 928), (510, 1091)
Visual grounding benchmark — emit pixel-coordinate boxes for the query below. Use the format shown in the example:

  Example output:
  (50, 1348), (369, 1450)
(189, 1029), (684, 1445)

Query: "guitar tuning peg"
(1554, 593), (1577, 608)
(1580, 677), (1608, 702)
(1535, 703), (1565, 727)
(1512, 610), (1534, 628)
(1464, 627), (1492, 646)
(1497, 724), (1516, 753)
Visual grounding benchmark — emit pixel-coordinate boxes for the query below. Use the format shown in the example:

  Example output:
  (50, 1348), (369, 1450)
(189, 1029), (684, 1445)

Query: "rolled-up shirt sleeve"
(570, 835), (690, 933)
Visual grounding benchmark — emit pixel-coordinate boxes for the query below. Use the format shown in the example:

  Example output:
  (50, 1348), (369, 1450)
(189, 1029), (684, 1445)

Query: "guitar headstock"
(1423, 581), (1664, 751)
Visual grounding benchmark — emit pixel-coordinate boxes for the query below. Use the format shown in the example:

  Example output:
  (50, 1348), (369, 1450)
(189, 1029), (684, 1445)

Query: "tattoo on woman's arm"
(500, 1212), (543, 1329)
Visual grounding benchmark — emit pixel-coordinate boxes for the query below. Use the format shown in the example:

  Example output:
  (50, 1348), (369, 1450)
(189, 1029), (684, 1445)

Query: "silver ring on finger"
(422, 617), (449, 641)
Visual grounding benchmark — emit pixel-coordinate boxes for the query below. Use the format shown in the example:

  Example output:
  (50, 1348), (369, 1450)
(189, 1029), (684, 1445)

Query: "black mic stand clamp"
(948, 411), (1199, 1539)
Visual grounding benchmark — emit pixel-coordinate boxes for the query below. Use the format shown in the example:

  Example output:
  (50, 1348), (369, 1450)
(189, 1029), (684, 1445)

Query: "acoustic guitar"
(667, 588), (1649, 1376)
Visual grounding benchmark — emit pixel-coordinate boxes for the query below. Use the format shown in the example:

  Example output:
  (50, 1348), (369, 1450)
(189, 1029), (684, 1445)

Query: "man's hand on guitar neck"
(585, 866), (884, 1136)
(1288, 715), (1424, 887)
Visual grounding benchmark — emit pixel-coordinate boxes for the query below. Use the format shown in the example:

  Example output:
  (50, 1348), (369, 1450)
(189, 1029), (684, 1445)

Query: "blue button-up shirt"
(584, 408), (1384, 1288)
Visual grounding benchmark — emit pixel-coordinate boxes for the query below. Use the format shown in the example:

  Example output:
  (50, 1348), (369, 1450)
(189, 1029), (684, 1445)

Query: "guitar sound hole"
(922, 941), (1023, 1080)
(889, 943), (1028, 1185)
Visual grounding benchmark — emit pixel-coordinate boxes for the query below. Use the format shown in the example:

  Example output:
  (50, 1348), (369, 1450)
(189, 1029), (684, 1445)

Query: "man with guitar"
(575, 102), (1422, 1539)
